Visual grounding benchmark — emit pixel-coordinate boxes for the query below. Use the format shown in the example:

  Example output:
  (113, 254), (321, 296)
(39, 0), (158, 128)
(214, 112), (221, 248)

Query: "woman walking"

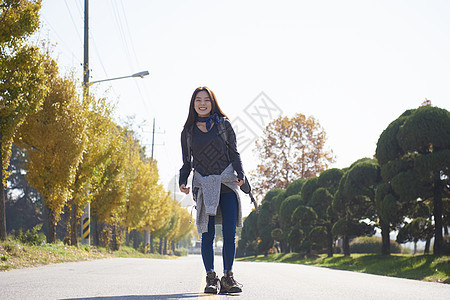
(179, 86), (245, 294)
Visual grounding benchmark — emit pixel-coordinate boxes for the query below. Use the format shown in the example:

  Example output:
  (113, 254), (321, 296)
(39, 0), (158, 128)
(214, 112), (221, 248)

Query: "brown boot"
(204, 271), (220, 294)
(220, 271), (242, 293)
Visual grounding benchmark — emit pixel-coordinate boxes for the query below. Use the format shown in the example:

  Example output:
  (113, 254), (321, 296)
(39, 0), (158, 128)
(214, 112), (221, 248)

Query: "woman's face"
(194, 90), (212, 117)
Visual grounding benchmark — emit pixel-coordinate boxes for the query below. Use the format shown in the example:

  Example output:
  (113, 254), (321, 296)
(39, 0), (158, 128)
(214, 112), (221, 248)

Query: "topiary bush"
(350, 236), (401, 254)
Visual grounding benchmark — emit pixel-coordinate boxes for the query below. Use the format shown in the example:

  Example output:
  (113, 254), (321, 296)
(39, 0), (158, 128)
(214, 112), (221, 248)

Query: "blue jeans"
(201, 191), (238, 274)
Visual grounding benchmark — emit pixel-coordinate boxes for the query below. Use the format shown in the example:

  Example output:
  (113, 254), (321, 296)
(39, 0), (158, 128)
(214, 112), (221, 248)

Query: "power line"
(110, 0), (134, 72)
(73, 0), (120, 100)
(119, 0), (141, 68)
(109, 1), (155, 117)
(73, 0), (84, 19)
(133, 80), (151, 114)
(64, 0), (83, 45)
(136, 76), (156, 113)
(41, 16), (83, 65)
(91, 34), (110, 79)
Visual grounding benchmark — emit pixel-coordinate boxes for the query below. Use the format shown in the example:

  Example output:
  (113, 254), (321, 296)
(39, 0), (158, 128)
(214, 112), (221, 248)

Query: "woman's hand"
(235, 178), (244, 187)
(180, 184), (190, 195)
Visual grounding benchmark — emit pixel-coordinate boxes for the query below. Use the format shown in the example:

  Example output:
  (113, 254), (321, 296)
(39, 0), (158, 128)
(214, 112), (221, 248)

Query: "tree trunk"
(171, 240), (175, 254)
(125, 227), (130, 246)
(424, 237), (431, 254)
(343, 234), (350, 256)
(413, 242), (417, 255)
(279, 241), (285, 253)
(163, 237), (168, 255)
(0, 135), (7, 241)
(432, 173), (443, 255)
(70, 202), (78, 246)
(150, 233), (154, 253)
(380, 220), (390, 255)
(159, 237), (163, 254)
(111, 223), (118, 251)
(132, 230), (139, 249)
(91, 215), (98, 246)
(45, 206), (57, 243)
(326, 225), (333, 257)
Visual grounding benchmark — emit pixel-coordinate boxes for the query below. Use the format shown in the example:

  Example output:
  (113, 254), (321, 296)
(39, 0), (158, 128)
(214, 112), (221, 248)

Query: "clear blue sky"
(39, 0), (450, 216)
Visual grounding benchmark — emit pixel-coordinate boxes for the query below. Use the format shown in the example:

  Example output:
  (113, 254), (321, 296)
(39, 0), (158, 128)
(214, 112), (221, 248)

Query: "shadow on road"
(62, 293), (238, 299)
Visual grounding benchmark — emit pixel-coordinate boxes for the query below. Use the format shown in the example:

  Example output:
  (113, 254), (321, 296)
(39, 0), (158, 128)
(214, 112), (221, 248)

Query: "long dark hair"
(183, 86), (228, 129)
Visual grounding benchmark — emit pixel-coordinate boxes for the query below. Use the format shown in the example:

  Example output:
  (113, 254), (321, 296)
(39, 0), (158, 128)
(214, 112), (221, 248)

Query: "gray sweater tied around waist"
(192, 164), (243, 234)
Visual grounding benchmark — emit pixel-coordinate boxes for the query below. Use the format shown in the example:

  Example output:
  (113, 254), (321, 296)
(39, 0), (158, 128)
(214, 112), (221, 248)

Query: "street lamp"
(89, 70), (149, 85)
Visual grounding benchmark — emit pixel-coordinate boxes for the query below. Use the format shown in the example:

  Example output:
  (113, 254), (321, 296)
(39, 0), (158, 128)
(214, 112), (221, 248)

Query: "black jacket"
(179, 118), (245, 187)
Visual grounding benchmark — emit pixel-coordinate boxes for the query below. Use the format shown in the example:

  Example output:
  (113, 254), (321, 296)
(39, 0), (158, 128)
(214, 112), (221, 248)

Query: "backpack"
(185, 118), (258, 210)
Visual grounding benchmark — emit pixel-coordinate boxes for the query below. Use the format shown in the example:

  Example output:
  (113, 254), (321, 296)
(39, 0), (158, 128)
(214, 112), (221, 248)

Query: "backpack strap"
(186, 118), (230, 168)
(187, 118), (229, 163)
(217, 117), (231, 160)
(186, 126), (193, 170)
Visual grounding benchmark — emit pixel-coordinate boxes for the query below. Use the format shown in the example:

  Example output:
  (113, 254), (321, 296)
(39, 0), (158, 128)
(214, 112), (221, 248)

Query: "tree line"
(240, 103), (449, 257)
(0, 0), (193, 252)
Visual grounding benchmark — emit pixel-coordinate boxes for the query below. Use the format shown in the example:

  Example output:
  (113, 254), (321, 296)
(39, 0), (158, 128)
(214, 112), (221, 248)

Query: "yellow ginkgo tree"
(16, 57), (88, 243)
(171, 205), (194, 252)
(90, 126), (133, 249)
(146, 183), (172, 253)
(68, 97), (115, 246)
(0, 0), (47, 240)
(125, 159), (160, 232)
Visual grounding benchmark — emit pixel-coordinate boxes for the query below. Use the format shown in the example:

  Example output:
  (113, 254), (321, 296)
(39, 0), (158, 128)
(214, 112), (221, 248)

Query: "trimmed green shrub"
(350, 236), (401, 254)
(17, 224), (45, 246)
(2, 240), (21, 256)
(1, 254), (10, 261)
(174, 248), (188, 256)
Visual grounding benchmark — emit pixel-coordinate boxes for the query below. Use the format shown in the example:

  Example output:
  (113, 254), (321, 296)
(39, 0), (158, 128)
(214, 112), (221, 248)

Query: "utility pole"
(144, 117), (157, 251)
(0, 119), (5, 241)
(141, 117), (163, 163)
(83, 0), (89, 97)
(151, 118), (156, 160)
(80, 0), (148, 246)
(81, 0), (90, 245)
(174, 174), (176, 202)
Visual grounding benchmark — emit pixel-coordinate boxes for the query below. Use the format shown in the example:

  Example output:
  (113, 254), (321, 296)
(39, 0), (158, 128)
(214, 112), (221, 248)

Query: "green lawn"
(236, 253), (450, 283)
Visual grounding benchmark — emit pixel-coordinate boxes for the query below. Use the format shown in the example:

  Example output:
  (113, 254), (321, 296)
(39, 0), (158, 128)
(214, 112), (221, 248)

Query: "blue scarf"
(197, 113), (221, 132)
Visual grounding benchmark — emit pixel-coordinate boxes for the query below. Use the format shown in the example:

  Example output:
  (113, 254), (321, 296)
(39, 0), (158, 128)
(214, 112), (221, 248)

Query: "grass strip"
(0, 240), (174, 271)
(236, 253), (450, 283)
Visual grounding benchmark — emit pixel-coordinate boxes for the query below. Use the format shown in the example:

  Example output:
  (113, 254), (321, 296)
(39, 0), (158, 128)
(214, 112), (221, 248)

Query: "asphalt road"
(0, 255), (448, 300)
